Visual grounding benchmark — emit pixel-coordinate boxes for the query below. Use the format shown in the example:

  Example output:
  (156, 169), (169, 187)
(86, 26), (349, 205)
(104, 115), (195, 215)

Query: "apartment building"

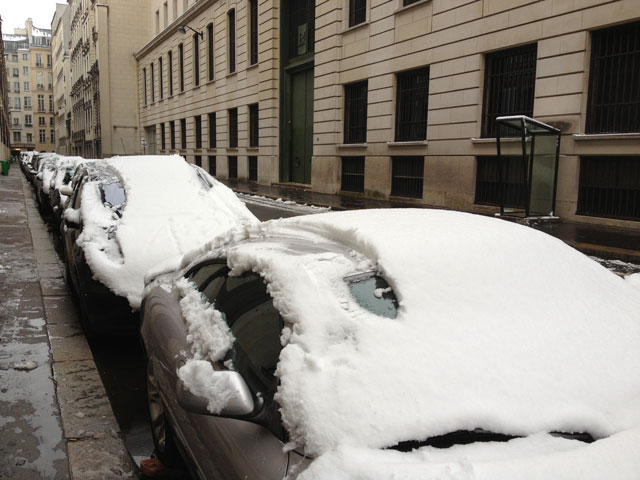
(68, 0), (152, 158)
(31, 28), (55, 153)
(0, 17), (10, 160)
(137, 0), (640, 230)
(136, 0), (277, 181)
(53, 3), (71, 155)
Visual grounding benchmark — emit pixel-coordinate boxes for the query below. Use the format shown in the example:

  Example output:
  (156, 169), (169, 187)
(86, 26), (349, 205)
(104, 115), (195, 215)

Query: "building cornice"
(134, 0), (216, 60)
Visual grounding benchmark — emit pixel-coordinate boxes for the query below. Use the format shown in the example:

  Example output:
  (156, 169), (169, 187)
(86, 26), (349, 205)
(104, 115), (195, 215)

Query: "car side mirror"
(176, 371), (257, 417)
(60, 185), (73, 196)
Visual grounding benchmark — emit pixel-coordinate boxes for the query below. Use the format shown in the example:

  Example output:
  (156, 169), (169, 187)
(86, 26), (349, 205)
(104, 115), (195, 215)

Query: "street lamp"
(177, 25), (203, 39)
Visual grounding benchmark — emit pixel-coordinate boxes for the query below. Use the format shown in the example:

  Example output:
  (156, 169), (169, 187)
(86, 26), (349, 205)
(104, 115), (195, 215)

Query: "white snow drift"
(175, 208), (640, 478)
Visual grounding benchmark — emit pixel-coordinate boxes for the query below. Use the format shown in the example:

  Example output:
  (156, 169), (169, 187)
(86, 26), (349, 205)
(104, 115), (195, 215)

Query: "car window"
(346, 272), (398, 319)
(101, 182), (126, 209)
(72, 178), (85, 209)
(186, 262), (228, 292)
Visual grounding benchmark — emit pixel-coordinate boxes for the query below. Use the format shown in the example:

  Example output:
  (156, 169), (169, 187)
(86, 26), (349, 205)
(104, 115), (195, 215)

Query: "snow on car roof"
(179, 208), (640, 474)
(75, 155), (258, 309)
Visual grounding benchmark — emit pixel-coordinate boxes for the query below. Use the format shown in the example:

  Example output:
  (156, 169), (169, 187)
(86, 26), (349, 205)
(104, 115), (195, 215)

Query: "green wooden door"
(290, 68), (313, 184)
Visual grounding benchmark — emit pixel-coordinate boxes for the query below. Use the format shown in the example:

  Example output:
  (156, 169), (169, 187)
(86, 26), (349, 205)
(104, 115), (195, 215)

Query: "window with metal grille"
(395, 67), (429, 142)
(195, 115), (202, 148)
(578, 156), (640, 221)
(249, 156), (258, 181)
(249, 0), (258, 65)
(170, 121), (176, 149)
(228, 156), (238, 179)
(228, 9), (236, 73)
(193, 33), (200, 87)
(168, 50), (174, 95)
(180, 118), (187, 149)
(349, 0), (366, 27)
(209, 112), (216, 148)
(287, 0), (314, 60)
(482, 44), (537, 138)
(228, 108), (238, 148)
(208, 155), (216, 176)
(391, 156), (424, 198)
(249, 103), (259, 147)
(179, 43), (184, 92)
(344, 81), (368, 144)
(207, 23), (214, 81)
(161, 123), (166, 150)
(195, 155), (202, 167)
(586, 21), (640, 134)
(158, 57), (164, 99)
(475, 155), (527, 208)
(341, 156), (365, 192)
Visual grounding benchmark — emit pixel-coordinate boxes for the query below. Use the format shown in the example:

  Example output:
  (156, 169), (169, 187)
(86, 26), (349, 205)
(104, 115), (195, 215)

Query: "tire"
(146, 359), (183, 467)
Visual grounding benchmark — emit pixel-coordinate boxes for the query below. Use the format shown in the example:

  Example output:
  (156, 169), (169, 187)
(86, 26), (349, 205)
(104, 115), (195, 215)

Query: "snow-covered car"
(61, 155), (258, 336)
(140, 209), (640, 480)
(34, 154), (60, 212)
(48, 155), (85, 224)
(24, 152), (53, 184)
(19, 151), (36, 175)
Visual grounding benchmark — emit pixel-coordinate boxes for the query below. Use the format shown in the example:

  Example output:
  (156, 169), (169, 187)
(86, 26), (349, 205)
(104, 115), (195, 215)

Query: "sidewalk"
(0, 163), (136, 479)
(222, 179), (640, 265)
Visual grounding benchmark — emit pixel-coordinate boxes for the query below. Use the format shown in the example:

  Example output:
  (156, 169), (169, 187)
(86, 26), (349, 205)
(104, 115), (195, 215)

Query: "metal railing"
(341, 156), (365, 192)
(391, 156), (424, 198)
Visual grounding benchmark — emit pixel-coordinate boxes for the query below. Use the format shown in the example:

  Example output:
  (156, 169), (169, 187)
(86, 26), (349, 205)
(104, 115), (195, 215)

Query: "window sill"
(247, 63), (259, 71)
(193, 84), (202, 91)
(394, 0), (432, 15)
(470, 137), (522, 144)
(342, 21), (369, 35)
(226, 71), (237, 79)
(387, 140), (427, 147)
(573, 133), (640, 141)
(337, 143), (367, 148)
(246, 146), (259, 151)
(227, 147), (238, 151)
(206, 78), (215, 85)
(207, 147), (217, 152)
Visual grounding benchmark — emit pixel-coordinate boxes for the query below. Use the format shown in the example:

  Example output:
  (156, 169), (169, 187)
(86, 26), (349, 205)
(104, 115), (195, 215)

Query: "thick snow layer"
(238, 193), (331, 214)
(178, 209), (640, 475)
(76, 155), (257, 309)
(626, 273), (640, 291)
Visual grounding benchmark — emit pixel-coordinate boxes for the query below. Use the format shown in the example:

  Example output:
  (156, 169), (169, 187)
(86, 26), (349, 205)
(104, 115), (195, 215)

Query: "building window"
(49, 95), (53, 113)
(50, 117), (54, 126)
(248, 156), (258, 181)
(164, 2), (168, 27)
(179, 43), (184, 92)
(577, 156), (640, 221)
(22, 53), (28, 61)
(228, 108), (238, 148)
(47, 54), (52, 67)
(249, 0), (258, 65)
(180, 118), (187, 149)
(155, 10), (160, 34)
(482, 43), (537, 138)
(287, 0), (314, 60)
(391, 156), (424, 198)
(395, 67), (429, 142)
(37, 95), (45, 112)
(170, 120), (176, 149)
(39, 116), (46, 126)
(26, 133), (32, 142)
(173, 0), (178, 19)
(151, 62), (155, 102)
(195, 155), (202, 167)
(193, 33), (200, 87)
(208, 155), (216, 175)
(39, 129), (46, 142)
(207, 23), (214, 81)
(51, 130), (55, 143)
(36, 54), (43, 66)
(344, 81), (368, 144)
(228, 9), (236, 73)
(349, 0), (366, 27)
(161, 123), (166, 150)
(587, 21), (640, 134)
(158, 56), (164, 99)
(13, 131), (21, 142)
(474, 156), (527, 208)
(24, 115), (32, 126)
(208, 112), (216, 148)
(22, 67), (27, 75)
(168, 50), (174, 96)
(24, 97), (31, 108)
(195, 115), (202, 148)
(249, 103), (259, 147)
(403, 0), (422, 5)
(341, 156), (365, 192)
(24, 81), (29, 91)
(143, 67), (148, 105)
(228, 156), (238, 178)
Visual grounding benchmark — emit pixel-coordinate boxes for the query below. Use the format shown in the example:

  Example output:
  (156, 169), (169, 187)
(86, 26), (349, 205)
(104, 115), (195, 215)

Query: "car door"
(149, 262), (290, 479)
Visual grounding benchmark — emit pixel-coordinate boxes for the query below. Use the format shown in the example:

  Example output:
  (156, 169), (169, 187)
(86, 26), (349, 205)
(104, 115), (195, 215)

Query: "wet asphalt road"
(82, 198), (304, 470)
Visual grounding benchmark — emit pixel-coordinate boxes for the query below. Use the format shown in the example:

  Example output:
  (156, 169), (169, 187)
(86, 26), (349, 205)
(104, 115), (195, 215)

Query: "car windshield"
(345, 272), (398, 319)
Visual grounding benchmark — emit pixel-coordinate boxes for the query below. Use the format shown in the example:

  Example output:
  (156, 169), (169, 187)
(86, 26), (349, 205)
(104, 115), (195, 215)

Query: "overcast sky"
(1, 0), (59, 34)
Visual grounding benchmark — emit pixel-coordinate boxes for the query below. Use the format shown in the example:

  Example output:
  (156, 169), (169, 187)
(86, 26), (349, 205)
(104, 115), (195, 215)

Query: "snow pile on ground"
(179, 209), (640, 477)
(75, 155), (258, 309)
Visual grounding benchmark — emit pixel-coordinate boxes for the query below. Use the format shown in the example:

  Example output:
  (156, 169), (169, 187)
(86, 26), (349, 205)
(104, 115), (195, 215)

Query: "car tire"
(146, 359), (183, 468)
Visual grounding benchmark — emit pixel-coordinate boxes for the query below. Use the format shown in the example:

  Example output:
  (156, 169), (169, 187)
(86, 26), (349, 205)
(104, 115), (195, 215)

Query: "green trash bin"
(1, 160), (10, 176)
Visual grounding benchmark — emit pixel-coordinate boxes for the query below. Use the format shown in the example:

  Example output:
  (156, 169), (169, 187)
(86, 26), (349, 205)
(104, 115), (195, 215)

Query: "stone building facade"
(137, 0), (640, 229)
(2, 19), (54, 153)
(53, 4), (72, 156)
(0, 17), (10, 160)
(67, 0), (151, 158)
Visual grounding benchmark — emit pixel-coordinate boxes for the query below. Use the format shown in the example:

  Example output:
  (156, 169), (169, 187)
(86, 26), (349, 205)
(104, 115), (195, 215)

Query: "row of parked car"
(19, 151), (640, 480)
